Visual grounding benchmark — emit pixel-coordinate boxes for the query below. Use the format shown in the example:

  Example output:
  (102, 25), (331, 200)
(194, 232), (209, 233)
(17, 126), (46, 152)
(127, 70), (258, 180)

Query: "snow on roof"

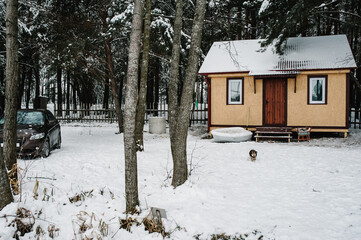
(199, 35), (357, 75)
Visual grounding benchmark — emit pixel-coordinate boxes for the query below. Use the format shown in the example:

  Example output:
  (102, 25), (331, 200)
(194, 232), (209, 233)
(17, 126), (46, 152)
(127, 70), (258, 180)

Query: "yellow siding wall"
(287, 70), (348, 127)
(209, 70), (348, 128)
(210, 73), (263, 126)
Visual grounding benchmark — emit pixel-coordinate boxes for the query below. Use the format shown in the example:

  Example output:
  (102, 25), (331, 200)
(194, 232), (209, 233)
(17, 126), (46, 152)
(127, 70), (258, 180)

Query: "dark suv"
(0, 109), (61, 158)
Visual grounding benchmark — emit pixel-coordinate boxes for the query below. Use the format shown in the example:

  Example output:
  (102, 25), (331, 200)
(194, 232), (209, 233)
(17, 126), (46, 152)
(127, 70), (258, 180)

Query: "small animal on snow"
(249, 149), (257, 161)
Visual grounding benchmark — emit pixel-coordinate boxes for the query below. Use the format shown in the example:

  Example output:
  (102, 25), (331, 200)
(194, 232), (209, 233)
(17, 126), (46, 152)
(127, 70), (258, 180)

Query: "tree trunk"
(103, 79), (109, 109)
(26, 67), (32, 109)
(73, 76), (78, 113)
(34, 57), (40, 98)
(250, 9), (257, 39)
(168, 0), (184, 129)
(18, 66), (26, 109)
(168, 0), (207, 188)
(106, 41), (123, 133)
(118, 77), (124, 108)
(135, 0), (151, 151)
(168, 0), (186, 187)
(237, 6), (243, 40)
(0, 147), (13, 211)
(123, 0), (143, 213)
(146, 70), (154, 111)
(0, 68), (4, 87)
(3, 0), (19, 193)
(154, 66), (159, 116)
(57, 67), (62, 117)
(66, 70), (70, 115)
(245, 8), (249, 39)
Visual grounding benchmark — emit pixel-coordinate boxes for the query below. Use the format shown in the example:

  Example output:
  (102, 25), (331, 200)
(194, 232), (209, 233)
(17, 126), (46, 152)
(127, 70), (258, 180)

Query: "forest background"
(0, 0), (360, 118)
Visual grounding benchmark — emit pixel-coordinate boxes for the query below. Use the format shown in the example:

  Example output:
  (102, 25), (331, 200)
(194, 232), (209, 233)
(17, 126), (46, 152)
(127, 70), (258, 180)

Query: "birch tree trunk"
(3, 0), (19, 178)
(168, 0), (207, 187)
(135, 0), (151, 151)
(123, 0), (143, 213)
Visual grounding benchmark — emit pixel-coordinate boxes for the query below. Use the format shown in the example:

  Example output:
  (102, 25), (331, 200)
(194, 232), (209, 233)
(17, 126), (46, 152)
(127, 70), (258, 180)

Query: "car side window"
(46, 111), (57, 123)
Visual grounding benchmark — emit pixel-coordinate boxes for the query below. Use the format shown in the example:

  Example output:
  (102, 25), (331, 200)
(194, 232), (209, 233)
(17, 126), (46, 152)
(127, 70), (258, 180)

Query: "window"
(308, 76), (327, 104)
(45, 111), (57, 123)
(0, 111), (45, 125)
(228, 78), (243, 104)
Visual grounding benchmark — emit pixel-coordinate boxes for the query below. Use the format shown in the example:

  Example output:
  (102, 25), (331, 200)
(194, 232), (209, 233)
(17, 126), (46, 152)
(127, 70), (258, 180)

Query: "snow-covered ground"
(1, 124), (361, 239)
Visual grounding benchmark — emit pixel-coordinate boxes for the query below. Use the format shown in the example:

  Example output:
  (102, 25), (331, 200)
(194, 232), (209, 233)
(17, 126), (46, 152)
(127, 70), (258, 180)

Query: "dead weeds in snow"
(72, 211), (109, 240)
(112, 215), (169, 238)
(7, 208), (35, 239)
(69, 190), (94, 204)
(118, 217), (139, 232)
(194, 230), (265, 240)
(48, 224), (60, 238)
(142, 217), (169, 238)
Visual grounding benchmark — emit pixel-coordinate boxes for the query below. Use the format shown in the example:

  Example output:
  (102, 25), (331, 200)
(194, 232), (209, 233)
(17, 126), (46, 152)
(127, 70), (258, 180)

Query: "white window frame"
(228, 78), (243, 105)
(308, 76), (327, 104)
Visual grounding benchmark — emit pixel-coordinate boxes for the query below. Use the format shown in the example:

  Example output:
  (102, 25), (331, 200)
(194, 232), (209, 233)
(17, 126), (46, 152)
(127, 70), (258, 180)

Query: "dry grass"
(142, 217), (169, 238)
(9, 164), (20, 195)
(194, 230), (264, 240)
(72, 211), (109, 240)
(69, 190), (94, 203)
(8, 208), (35, 239)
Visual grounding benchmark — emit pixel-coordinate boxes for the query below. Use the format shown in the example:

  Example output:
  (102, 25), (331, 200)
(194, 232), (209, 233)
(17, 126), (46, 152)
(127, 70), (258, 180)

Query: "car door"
(45, 111), (59, 147)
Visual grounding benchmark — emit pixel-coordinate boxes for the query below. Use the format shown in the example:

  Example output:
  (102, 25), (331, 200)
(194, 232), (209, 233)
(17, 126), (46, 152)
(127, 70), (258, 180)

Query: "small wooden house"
(199, 35), (357, 137)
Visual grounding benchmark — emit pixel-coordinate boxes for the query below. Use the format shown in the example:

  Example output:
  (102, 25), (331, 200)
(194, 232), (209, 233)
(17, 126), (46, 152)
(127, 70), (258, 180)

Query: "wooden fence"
(54, 104), (360, 129)
(54, 103), (208, 125)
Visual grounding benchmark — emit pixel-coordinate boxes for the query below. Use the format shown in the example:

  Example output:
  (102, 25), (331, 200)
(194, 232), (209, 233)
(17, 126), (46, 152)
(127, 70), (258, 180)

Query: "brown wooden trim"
(285, 79), (288, 126)
(204, 75), (211, 132)
(254, 78), (256, 94)
(254, 74), (297, 79)
(226, 77), (244, 105)
(262, 80), (265, 126)
(288, 125), (349, 129)
(210, 124), (349, 130)
(199, 68), (355, 76)
(346, 73), (350, 128)
(294, 78), (297, 93)
(307, 75), (328, 105)
(199, 71), (250, 76)
(210, 124), (262, 128)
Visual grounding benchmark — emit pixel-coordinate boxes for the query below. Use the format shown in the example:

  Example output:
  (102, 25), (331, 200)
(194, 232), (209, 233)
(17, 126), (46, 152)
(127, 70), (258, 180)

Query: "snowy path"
(0, 125), (361, 239)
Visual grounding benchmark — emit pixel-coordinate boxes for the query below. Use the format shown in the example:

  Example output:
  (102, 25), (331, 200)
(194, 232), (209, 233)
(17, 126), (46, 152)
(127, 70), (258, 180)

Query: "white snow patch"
(0, 125), (361, 239)
(258, 0), (270, 15)
(199, 35), (357, 74)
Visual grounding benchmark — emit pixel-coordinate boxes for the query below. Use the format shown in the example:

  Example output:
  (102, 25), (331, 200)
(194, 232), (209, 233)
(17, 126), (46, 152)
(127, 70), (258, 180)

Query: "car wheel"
(55, 134), (61, 149)
(42, 138), (50, 158)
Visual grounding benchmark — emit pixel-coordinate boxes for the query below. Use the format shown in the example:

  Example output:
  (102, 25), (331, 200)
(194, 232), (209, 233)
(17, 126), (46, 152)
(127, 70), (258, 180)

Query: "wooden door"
(263, 79), (287, 126)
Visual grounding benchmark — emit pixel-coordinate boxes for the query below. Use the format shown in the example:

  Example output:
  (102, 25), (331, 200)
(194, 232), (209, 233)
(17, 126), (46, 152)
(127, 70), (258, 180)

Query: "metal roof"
(199, 35), (357, 75)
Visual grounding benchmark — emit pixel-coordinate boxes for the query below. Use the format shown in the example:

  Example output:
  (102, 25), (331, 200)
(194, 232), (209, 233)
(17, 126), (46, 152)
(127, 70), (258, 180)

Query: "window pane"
(311, 79), (323, 102)
(230, 81), (240, 102)
(0, 111), (44, 125)
(17, 111), (44, 125)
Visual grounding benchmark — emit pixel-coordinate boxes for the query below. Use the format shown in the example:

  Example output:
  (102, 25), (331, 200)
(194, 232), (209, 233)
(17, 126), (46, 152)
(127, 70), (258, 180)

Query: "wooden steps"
(255, 127), (292, 142)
